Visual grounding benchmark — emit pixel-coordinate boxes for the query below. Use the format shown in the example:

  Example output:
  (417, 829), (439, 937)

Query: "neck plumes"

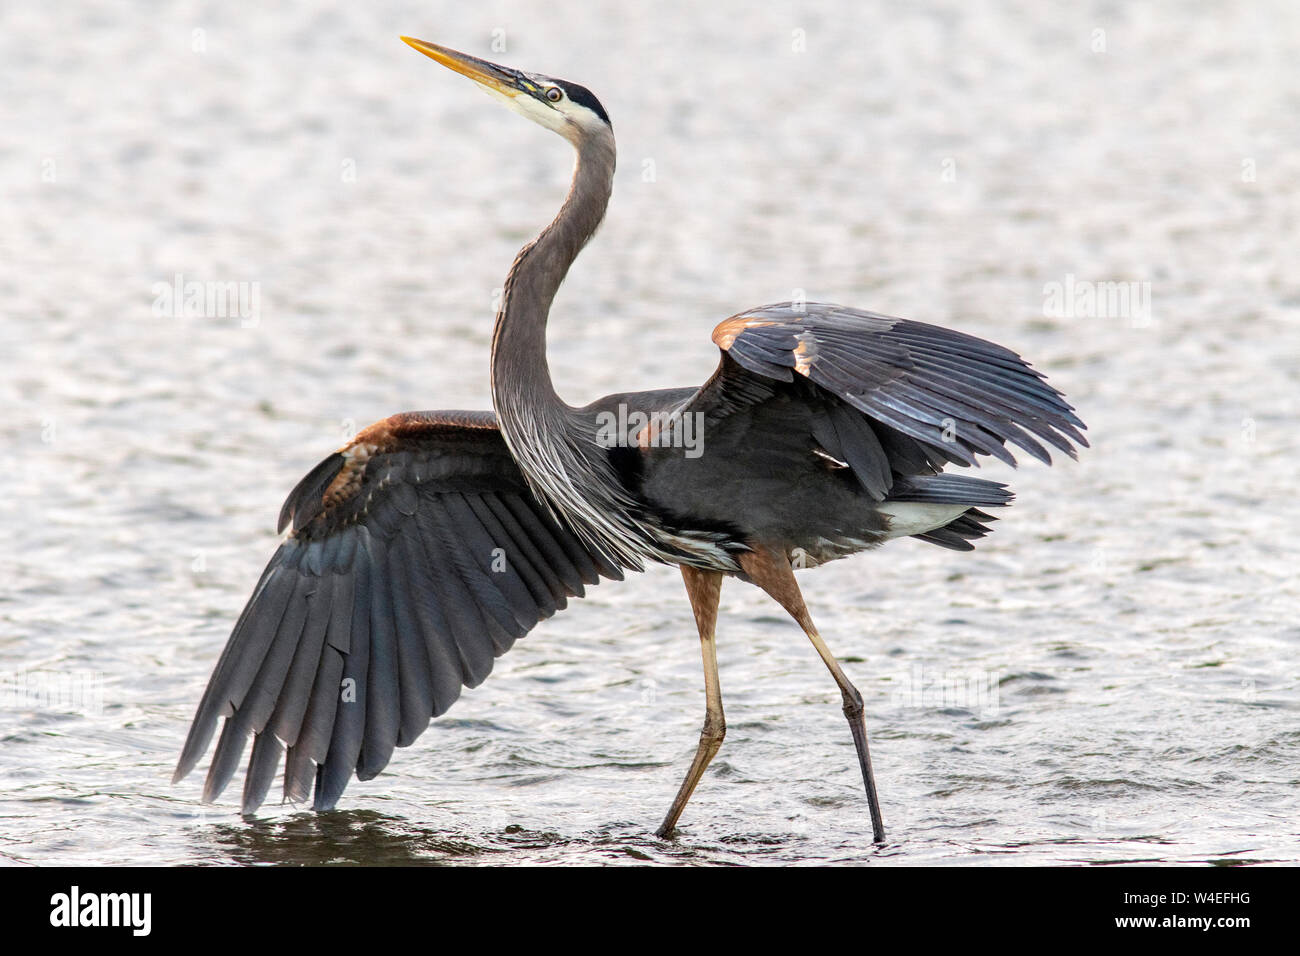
(489, 126), (647, 568)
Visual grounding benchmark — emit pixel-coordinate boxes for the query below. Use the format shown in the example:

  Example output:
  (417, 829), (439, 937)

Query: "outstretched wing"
(688, 302), (1087, 499)
(174, 410), (623, 814)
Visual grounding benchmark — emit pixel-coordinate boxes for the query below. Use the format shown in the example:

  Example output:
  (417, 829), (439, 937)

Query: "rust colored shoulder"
(278, 409), (506, 535)
(710, 316), (778, 350)
(354, 409), (499, 448)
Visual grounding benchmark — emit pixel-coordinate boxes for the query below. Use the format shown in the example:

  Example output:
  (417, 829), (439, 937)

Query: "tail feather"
(911, 507), (999, 551)
(884, 473), (1009, 552)
(887, 473), (1013, 507)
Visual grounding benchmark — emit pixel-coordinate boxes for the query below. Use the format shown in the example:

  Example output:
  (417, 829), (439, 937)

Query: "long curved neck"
(490, 128), (616, 423)
(486, 125), (657, 568)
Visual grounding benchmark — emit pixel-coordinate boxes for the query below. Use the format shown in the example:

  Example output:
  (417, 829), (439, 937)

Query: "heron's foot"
(839, 690), (886, 843)
(656, 722), (724, 840)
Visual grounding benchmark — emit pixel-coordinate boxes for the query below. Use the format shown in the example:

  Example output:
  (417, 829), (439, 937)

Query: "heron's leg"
(655, 565), (725, 838)
(739, 547), (886, 844)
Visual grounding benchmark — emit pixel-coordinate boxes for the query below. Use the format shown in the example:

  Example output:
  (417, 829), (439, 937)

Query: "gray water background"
(2, 0), (1298, 865)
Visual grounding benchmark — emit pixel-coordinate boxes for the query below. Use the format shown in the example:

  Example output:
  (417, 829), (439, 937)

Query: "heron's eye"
(545, 87), (562, 102)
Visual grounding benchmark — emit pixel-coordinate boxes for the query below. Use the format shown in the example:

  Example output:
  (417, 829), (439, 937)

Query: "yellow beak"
(400, 36), (523, 99)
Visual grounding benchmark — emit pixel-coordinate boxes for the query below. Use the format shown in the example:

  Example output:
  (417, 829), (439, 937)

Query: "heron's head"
(401, 36), (611, 146)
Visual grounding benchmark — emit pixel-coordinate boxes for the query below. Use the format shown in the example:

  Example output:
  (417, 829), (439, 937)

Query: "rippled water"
(3, 0), (1298, 866)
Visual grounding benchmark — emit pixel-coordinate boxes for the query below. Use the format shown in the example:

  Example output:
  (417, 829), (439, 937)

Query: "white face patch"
(508, 88), (571, 134)
(490, 73), (608, 144)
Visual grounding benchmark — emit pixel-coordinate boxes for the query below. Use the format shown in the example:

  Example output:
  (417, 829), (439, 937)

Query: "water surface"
(2, 0), (1298, 866)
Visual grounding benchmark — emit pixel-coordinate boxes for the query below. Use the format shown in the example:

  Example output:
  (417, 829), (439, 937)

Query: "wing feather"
(688, 303), (1087, 495)
(175, 410), (622, 813)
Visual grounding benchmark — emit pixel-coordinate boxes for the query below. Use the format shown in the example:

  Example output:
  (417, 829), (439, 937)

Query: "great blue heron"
(174, 37), (1086, 843)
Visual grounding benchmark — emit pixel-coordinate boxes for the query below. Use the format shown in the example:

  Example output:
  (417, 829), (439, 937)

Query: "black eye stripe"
(527, 78), (612, 126)
(558, 82), (611, 126)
